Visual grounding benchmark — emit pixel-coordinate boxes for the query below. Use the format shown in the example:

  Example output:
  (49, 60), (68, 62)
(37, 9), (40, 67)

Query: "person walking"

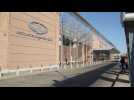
(124, 57), (128, 70)
(120, 57), (126, 73)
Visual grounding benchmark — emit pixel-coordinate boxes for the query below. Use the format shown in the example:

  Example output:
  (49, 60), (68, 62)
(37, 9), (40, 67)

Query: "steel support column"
(124, 21), (134, 87)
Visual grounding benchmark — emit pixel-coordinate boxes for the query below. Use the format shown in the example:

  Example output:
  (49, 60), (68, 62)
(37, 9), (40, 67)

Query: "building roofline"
(73, 12), (95, 30)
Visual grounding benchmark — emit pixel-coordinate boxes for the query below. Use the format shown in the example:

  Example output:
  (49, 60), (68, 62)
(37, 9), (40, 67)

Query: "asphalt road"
(0, 62), (130, 87)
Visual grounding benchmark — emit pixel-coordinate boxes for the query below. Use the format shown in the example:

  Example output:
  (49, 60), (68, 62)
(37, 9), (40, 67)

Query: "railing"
(59, 60), (110, 70)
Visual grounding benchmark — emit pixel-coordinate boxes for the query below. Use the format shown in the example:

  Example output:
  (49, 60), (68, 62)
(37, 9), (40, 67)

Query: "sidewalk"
(0, 62), (114, 87)
(108, 63), (130, 87)
(90, 63), (130, 87)
(0, 62), (130, 87)
(113, 70), (130, 87)
(53, 62), (130, 87)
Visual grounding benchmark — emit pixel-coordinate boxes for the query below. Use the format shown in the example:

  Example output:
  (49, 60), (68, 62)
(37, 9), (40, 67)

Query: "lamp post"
(73, 38), (77, 68)
(82, 42), (85, 67)
(70, 40), (72, 69)
(59, 12), (63, 69)
(58, 34), (63, 69)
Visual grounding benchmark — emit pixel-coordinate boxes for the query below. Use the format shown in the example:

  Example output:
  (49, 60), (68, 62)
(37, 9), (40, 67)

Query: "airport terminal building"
(0, 12), (60, 72)
(0, 12), (119, 77)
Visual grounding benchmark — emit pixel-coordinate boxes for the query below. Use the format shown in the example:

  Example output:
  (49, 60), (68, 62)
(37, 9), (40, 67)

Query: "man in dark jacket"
(120, 57), (125, 73)
(124, 57), (128, 70)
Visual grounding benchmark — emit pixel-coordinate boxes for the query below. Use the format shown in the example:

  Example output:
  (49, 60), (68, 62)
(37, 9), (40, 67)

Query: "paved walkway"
(90, 63), (130, 87)
(0, 62), (130, 87)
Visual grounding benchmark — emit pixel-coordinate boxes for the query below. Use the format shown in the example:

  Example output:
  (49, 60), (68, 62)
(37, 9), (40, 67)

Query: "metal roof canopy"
(93, 48), (120, 54)
(110, 48), (120, 54)
(93, 49), (110, 54)
(93, 48), (110, 51)
(122, 13), (134, 21)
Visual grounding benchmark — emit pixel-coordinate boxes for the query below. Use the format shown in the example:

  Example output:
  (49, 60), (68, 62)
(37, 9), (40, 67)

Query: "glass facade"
(60, 12), (94, 67)
(61, 12), (93, 43)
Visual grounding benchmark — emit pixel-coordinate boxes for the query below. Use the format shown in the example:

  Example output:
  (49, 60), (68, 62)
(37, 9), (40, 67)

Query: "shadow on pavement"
(52, 63), (117, 87)
(99, 69), (129, 87)
(104, 71), (118, 76)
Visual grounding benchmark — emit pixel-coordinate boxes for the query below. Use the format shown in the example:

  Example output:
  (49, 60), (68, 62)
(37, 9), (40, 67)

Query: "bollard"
(30, 66), (33, 73)
(0, 67), (1, 77)
(41, 65), (44, 72)
(16, 65), (20, 76)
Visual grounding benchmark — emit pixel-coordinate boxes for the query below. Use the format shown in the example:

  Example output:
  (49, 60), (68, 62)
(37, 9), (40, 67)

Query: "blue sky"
(80, 12), (127, 54)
